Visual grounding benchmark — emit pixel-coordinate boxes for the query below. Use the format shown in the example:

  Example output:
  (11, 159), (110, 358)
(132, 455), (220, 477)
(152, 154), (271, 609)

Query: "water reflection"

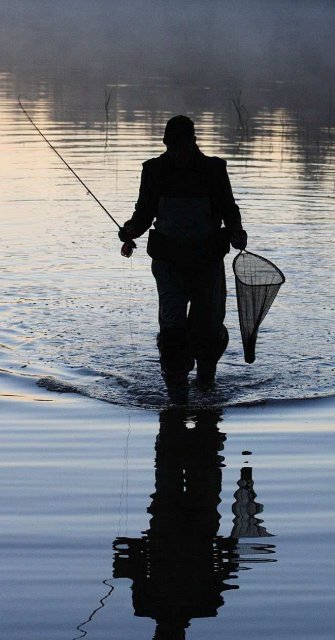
(231, 466), (273, 539)
(11, 77), (334, 183)
(2, 1), (335, 140)
(1, 65), (334, 406)
(113, 409), (276, 639)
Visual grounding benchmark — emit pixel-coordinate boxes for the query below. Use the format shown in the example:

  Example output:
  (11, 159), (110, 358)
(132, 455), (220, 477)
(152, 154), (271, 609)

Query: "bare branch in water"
(232, 91), (250, 137)
(104, 89), (112, 147)
(105, 89), (112, 122)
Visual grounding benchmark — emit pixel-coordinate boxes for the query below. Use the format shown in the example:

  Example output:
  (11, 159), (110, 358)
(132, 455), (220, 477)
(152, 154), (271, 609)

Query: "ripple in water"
(0, 73), (334, 408)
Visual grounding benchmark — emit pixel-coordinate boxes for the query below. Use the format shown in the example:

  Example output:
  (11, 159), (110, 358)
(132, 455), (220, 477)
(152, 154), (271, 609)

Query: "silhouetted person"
(113, 410), (275, 639)
(118, 116), (247, 401)
(73, 413), (275, 640)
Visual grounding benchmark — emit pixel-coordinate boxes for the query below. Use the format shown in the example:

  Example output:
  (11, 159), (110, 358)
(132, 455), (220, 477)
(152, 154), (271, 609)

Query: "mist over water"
(0, 0), (334, 408)
(1, 0), (335, 124)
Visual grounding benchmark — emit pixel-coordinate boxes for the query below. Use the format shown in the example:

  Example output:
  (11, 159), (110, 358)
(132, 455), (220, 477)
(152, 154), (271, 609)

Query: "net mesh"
(233, 251), (285, 364)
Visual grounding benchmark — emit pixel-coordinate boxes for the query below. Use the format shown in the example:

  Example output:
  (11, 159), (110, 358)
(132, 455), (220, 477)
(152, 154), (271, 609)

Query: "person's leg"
(151, 260), (194, 396)
(188, 260), (229, 388)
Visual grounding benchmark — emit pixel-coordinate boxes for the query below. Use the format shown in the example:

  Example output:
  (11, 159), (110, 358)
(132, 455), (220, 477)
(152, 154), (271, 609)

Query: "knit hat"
(163, 115), (195, 145)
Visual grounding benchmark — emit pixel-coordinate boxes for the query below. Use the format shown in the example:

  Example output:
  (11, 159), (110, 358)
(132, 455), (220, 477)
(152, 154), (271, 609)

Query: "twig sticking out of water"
(105, 89), (112, 122)
(232, 91), (250, 136)
(104, 89), (112, 147)
(327, 87), (334, 144)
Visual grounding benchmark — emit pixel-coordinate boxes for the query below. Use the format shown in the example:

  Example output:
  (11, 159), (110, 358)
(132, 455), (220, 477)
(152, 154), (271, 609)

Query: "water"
(0, 70), (334, 408)
(0, 3), (335, 638)
(1, 396), (334, 640)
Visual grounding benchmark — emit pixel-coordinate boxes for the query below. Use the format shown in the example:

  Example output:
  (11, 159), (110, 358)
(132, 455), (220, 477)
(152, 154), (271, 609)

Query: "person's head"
(163, 115), (197, 167)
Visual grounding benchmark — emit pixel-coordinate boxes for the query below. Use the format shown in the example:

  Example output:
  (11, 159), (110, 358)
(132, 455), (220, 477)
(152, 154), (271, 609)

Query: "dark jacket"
(125, 147), (243, 239)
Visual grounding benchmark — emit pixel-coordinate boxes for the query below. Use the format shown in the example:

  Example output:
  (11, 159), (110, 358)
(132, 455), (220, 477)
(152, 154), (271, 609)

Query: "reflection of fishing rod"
(18, 96), (136, 258)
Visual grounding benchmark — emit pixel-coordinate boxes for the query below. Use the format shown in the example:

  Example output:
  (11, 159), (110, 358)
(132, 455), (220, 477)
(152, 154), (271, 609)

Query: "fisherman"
(118, 115), (247, 400)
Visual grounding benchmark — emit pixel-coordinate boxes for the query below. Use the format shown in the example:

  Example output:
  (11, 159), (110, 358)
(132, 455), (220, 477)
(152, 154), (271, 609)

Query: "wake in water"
(35, 361), (334, 410)
(1, 74), (334, 410)
(1, 314), (334, 410)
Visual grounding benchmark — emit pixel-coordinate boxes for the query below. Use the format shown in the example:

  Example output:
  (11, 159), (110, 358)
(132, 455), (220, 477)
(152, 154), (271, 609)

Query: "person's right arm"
(119, 163), (156, 241)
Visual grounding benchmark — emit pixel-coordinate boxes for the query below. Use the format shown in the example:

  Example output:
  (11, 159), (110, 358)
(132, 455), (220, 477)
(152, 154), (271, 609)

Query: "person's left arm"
(218, 159), (247, 250)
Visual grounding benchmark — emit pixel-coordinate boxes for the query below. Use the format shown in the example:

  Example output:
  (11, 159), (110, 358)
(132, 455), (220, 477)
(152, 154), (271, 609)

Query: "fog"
(1, 0), (334, 130)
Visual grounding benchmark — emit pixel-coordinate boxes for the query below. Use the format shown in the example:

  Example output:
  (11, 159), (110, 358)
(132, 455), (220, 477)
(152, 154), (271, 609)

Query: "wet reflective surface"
(112, 410), (275, 640)
(1, 397), (334, 639)
(0, 3), (335, 638)
(0, 65), (334, 407)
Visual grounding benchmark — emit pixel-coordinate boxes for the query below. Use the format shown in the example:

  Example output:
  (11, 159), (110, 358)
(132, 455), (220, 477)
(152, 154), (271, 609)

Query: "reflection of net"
(233, 251), (285, 364)
(230, 467), (273, 539)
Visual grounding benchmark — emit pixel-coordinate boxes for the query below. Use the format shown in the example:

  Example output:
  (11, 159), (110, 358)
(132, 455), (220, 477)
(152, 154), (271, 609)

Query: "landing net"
(233, 250), (285, 363)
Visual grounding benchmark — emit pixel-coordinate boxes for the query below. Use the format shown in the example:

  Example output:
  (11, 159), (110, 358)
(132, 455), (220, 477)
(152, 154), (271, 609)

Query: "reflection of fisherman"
(113, 411), (276, 639)
(73, 413), (275, 640)
(118, 116), (247, 399)
(114, 410), (237, 639)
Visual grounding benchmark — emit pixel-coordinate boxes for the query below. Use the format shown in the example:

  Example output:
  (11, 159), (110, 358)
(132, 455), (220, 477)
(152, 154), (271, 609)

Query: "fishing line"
(121, 253), (143, 369)
(122, 259), (136, 354)
(128, 258), (143, 364)
(117, 415), (131, 538)
(72, 579), (115, 640)
(131, 261), (144, 365)
(73, 417), (133, 640)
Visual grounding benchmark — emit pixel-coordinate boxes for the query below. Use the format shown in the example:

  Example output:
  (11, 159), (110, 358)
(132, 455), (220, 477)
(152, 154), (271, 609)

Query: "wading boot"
(195, 361), (216, 391)
(164, 374), (189, 405)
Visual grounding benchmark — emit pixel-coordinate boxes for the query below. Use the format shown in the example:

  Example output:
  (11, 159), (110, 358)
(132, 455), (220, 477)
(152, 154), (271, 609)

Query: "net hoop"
(233, 250), (286, 286)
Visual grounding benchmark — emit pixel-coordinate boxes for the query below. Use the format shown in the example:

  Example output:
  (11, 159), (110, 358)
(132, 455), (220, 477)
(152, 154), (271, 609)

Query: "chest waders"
(151, 196), (229, 394)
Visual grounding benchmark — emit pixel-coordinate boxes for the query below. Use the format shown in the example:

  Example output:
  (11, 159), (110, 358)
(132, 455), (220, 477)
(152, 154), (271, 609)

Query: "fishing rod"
(18, 96), (136, 258)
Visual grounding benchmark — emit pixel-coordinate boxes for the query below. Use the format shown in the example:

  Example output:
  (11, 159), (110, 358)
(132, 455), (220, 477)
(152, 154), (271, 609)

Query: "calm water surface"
(0, 4), (335, 636)
(0, 72), (334, 408)
(1, 396), (334, 639)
